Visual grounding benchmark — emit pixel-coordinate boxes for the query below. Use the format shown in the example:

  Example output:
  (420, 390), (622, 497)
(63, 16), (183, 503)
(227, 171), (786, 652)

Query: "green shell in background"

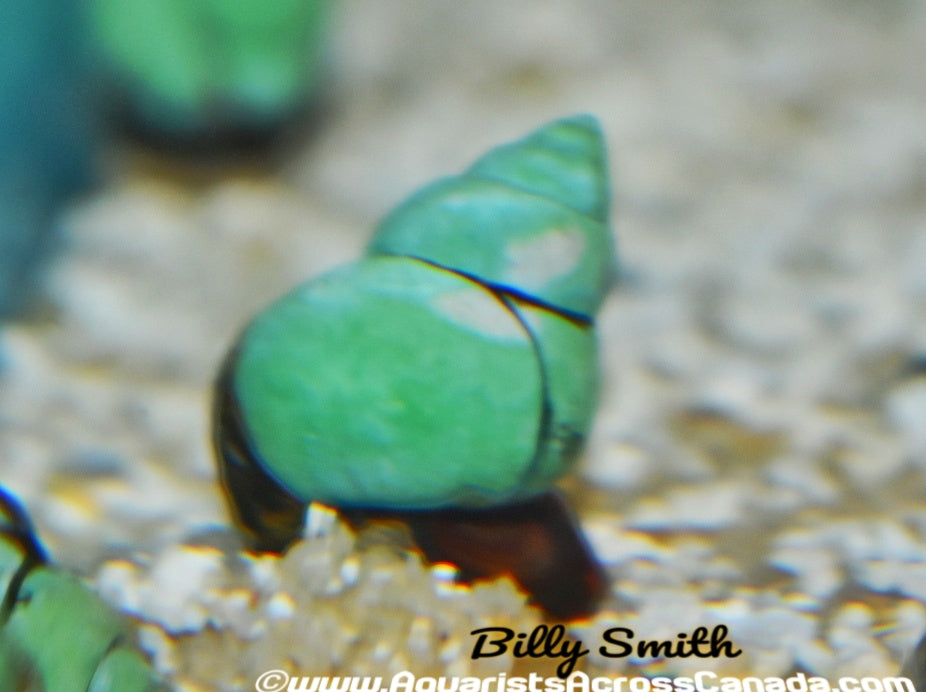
(217, 115), (616, 553)
(87, 0), (334, 144)
(0, 487), (164, 692)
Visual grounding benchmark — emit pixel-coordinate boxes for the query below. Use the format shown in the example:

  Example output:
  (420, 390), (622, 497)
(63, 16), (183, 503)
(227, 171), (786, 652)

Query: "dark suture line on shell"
(397, 254), (593, 489)
(490, 290), (556, 489)
(378, 253), (594, 328)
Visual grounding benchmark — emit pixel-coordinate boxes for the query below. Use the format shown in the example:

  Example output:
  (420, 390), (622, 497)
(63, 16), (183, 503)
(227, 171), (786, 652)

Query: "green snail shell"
(218, 114), (615, 540)
(0, 487), (164, 691)
(368, 113), (614, 316)
(88, 0), (333, 141)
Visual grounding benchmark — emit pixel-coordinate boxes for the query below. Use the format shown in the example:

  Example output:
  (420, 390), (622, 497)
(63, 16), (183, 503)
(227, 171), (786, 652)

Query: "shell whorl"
(219, 115), (615, 517)
(466, 113), (609, 223)
(367, 115), (615, 318)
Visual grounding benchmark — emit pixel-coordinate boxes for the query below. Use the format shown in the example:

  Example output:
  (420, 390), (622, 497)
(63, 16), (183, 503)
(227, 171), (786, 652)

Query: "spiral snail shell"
(214, 115), (615, 617)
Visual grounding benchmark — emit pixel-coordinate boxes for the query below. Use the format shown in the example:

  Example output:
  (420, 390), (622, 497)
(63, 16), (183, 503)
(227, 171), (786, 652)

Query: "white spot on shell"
(432, 288), (525, 340)
(504, 226), (585, 291)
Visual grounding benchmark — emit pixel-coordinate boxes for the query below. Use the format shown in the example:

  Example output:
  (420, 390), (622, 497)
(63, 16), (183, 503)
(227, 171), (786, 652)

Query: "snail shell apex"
(368, 114), (615, 317)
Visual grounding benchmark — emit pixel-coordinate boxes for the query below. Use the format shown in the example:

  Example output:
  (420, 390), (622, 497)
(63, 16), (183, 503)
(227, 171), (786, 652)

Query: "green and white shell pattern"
(221, 114), (615, 517)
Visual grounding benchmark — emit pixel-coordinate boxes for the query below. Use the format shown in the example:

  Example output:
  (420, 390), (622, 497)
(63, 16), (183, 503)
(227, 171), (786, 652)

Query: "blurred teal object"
(0, 2), (96, 318)
(89, 0), (335, 146)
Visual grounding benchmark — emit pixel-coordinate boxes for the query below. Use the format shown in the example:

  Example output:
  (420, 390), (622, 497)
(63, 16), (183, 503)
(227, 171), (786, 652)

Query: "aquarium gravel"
(1, 1), (926, 689)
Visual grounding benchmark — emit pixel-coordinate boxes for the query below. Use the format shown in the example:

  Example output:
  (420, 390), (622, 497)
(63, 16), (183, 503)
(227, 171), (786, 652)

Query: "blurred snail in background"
(0, 486), (164, 691)
(88, 0), (335, 148)
(0, 1), (95, 319)
(214, 115), (617, 619)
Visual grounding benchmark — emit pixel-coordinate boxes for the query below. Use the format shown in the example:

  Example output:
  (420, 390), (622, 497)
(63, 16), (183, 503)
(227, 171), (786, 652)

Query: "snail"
(0, 486), (164, 691)
(214, 115), (616, 618)
(88, 0), (334, 147)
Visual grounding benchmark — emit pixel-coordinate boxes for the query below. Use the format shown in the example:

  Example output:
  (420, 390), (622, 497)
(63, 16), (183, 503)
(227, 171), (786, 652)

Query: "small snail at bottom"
(214, 114), (616, 619)
(0, 486), (165, 690)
